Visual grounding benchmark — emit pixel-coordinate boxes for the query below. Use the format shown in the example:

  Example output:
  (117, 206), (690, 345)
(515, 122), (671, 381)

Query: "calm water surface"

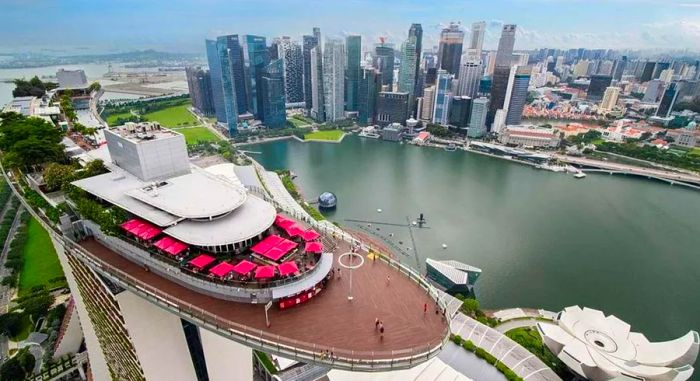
(247, 135), (700, 341)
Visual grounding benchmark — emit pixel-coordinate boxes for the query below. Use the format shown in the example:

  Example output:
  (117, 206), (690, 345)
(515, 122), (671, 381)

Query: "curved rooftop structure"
(538, 306), (699, 381)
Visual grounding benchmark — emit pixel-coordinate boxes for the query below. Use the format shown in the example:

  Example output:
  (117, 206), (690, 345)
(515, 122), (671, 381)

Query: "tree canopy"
(11, 76), (58, 98)
(0, 112), (64, 169)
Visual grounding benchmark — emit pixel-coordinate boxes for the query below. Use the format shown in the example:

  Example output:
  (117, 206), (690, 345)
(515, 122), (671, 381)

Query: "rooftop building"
(56, 68), (88, 90)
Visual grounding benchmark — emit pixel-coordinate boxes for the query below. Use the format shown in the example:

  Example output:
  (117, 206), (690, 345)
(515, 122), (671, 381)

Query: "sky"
(1, 0), (700, 55)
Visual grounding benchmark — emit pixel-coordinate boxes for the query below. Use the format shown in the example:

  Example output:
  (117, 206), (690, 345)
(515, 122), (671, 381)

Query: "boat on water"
(425, 258), (482, 296)
(359, 132), (380, 139)
(444, 143), (457, 152)
(574, 172), (587, 179)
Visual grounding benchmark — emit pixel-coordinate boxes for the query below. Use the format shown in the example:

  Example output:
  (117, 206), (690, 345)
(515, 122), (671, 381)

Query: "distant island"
(0, 49), (203, 69)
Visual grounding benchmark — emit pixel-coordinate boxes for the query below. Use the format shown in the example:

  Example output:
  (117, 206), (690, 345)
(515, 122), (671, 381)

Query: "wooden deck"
(80, 238), (448, 358)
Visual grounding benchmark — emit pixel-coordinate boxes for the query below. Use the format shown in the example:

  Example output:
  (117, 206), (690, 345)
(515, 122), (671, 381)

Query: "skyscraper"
(279, 37), (304, 104)
(653, 62), (671, 80)
(408, 23), (423, 96)
(376, 92), (410, 126)
(205, 39), (226, 123)
(468, 97), (489, 138)
(437, 22), (464, 77)
(398, 34), (418, 108)
(345, 35), (362, 112)
(600, 86), (620, 112)
(656, 82), (679, 118)
(310, 46), (323, 121)
(456, 61), (482, 99)
(488, 24), (517, 128)
(448, 96), (472, 128)
(587, 75), (613, 102)
(613, 56), (627, 81)
(358, 67), (381, 125)
(643, 79), (664, 103)
(185, 66), (215, 116)
(216, 35), (247, 133)
(242, 35), (269, 118)
(302, 34), (318, 109)
(260, 59), (287, 128)
(466, 21), (486, 61)
(421, 86), (436, 122)
(323, 39), (345, 122)
(432, 70), (453, 125)
(504, 66), (531, 126)
(640, 61), (656, 82)
(375, 42), (395, 89)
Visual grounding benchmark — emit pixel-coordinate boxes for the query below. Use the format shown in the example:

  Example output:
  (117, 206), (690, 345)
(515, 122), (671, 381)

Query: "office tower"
(205, 40), (226, 123)
(573, 60), (590, 77)
(555, 56), (564, 72)
(656, 82), (679, 117)
(302, 34), (318, 109)
(587, 75), (612, 101)
(375, 41), (395, 88)
(398, 34), (418, 107)
(643, 79), (664, 103)
(488, 24), (517, 126)
(484, 51), (497, 76)
(432, 70), (453, 125)
(185, 66), (215, 116)
(376, 92), (410, 126)
(456, 61), (482, 98)
(659, 68), (675, 83)
(468, 97), (489, 138)
(278, 37), (304, 104)
(323, 39), (345, 122)
(269, 38), (281, 61)
(600, 86), (620, 111)
(259, 59), (287, 128)
(546, 59), (556, 73)
(425, 68), (438, 86)
(504, 66), (531, 125)
(345, 35), (361, 111)
(437, 22), (465, 77)
(653, 62), (670, 80)
(358, 67), (381, 125)
(310, 46), (323, 120)
(242, 35), (269, 118)
(421, 85), (436, 122)
(312, 27), (325, 119)
(422, 51), (438, 69)
(613, 56), (627, 81)
(409, 23), (423, 96)
(466, 21), (486, 60)
(448, 96), (472, 128)
(640, 61), (656, 82)
(513, 53), (529, 66)
(597, 60), (614, 76)
(217, 35), (248, 133)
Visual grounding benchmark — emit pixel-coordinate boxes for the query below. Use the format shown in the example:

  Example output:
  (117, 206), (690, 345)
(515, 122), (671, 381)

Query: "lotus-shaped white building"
(538, 306), (699, 381)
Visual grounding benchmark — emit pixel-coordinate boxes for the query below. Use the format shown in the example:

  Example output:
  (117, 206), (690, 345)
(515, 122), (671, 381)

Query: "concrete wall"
(116, 291), (198, 381)
(52, 299), (83, 359)
(199, 327), (254, 381)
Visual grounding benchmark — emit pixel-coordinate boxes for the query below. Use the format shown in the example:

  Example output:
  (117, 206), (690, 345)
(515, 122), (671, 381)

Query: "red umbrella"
(255, 265), (276, 279)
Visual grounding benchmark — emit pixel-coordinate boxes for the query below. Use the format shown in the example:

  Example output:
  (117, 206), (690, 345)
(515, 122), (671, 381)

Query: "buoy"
(442, 244), (448, 249)
(377, 208), (382, 213)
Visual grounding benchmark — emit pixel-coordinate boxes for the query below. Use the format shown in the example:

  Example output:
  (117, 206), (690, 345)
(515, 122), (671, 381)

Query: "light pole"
(338, 252), (363, 301)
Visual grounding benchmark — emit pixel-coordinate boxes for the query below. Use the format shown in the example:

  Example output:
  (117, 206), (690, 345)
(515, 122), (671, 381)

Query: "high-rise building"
(205, 39), (227, 123)
(653, 62), (671, 80)
(260, 59), (287, 128)
(659, 68), (675, 83)
(409, 24), (423, 96)
(398, 34), (418, 107)
(504, 66), (531, 126)
(656, 82), (679, 118)
(312, 27), (325, 119)
(437, 22), (464, 77)
(375, 42), (395, 89)
(310, 46), (324, 121)
(640, 61), (656, 82)
(242, 35), (269, 118)
(573, 60), (590, 77)
(613, 56), (627, 81)
(345, 35), (362, 112)
(597, 60), (614, 76)
(432, 70), (453, 125)
(643, 79), (664, 103)
(599, 86), (620, 112)
(484, 51), (497, 76)
(466, 21), (486, 61)
(216, 35), (248, 134)
(587, 75), (612, 102)
(456, 61), (482, 99)
(278, 37), (304, 104)
(323, 39), (345, 122)
(269, 38), (281, 61)
(468, 97), (489, 138)
(302, 34), (319, 109)
(448, 96), (472, 128)
(358, 67), (381, 125)
(488, 24), (517, 127)
(185, 66), (215, 116)
(376, 91), (410, 126)
(421, 85), (436, 122)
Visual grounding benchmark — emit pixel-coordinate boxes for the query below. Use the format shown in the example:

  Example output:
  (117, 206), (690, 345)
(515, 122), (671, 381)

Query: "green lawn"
(18, 218), (66, 296)
(292, 114), (314, 124)
(304, 129), (344, 141)
(287, 118), (311, 128)
(690, 148), (700, 156)
(104, 111), (133, 126)
(172, 126), (221, 144)
(506, 327), (568, 376)
(143, 104), (199, 127)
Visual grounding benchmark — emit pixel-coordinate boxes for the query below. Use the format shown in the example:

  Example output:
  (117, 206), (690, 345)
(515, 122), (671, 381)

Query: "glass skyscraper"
(243, 35), (269, 118)
(358, 67), (381, 125)
(302, 34), (318, 109)
(375, 42), (395, 89)
(432, 70), (453, 125)
(345, 35), (361, 112)
(505, 66), (531, 125)
(398, 35), (418, 109)
(205, 39), (226, 123)
(260, 59), (287, 128)
(216, 35), (247, 134)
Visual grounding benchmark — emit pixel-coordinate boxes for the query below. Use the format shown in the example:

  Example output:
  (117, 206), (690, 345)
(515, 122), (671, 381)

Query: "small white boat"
(444, 143), (457, 152)
(574, 172), (587, 179)
(377, 208), (382, 213)
(442, 244), (448, 249)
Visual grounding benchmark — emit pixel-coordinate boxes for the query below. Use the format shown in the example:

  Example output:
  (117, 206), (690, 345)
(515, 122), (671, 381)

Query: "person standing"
(424, 302), (428, 314)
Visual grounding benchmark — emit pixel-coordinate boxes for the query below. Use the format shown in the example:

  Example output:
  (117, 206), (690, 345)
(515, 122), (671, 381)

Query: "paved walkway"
(495, 319), (555, 334)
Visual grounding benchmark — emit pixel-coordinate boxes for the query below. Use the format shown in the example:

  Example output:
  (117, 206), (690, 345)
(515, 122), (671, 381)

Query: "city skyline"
(2, 0), (700, 54)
